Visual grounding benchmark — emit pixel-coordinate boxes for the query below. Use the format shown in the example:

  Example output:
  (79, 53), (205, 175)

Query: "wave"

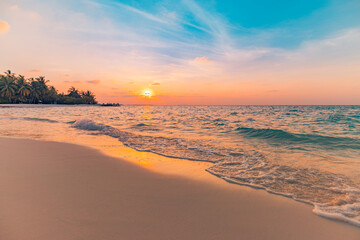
(23, 117), (58, 123)
(207, 156), (360, 227)
(134, 123), (148, 127)
(235, 127), (360, 149)
(72, 119), (225, 162)
(131, 123), (161, 131)
(314, 202), (360, 227)
(73, 119), (106, 131)
(72, 119), (360, 227)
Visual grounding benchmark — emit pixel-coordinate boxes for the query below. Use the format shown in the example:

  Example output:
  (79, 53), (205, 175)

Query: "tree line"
(0, 70), (97, 104)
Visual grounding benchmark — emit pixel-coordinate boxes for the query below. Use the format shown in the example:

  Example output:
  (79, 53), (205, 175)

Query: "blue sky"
(1, 0), (360, 104)
(100, 0), (360, 48)
(69, 0), (360, 61)
(2, 0), (359, 60)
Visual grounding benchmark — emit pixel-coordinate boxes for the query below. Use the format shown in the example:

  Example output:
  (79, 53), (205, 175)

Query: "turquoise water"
(1, 105), (359, 226)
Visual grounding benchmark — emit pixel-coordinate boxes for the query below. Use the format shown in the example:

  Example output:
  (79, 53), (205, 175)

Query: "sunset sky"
(0, 0), (359, 104)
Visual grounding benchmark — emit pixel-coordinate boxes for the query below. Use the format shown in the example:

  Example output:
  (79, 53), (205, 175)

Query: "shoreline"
(1, 137), (359, 239)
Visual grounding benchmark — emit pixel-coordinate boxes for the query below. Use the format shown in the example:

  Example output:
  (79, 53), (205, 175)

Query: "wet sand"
(0, 137), (359, 240)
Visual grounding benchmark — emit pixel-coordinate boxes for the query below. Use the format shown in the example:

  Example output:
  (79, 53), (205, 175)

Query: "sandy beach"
(0, 137), (359, 240)
(2, 0), (360, 237)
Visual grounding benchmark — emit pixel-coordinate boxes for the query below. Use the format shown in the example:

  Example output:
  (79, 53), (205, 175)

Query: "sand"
(0, 137), (359, 240)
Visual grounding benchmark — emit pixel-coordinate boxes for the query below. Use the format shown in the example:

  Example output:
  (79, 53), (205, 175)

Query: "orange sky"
(0, 0), (360, 104)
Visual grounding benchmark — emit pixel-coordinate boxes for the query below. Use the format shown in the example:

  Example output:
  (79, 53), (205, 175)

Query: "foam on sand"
(1, 137), (359, 240)
(72, 119), (360, 227)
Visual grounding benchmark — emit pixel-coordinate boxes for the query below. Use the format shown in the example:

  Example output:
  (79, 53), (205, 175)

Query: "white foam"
(313, 203), (360, 227)
(73, 119), (106, 131)
(71, 118), (360, 228)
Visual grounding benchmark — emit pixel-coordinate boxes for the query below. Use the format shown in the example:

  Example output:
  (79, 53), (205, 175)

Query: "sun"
(142, 89), (153, 98)
(144, 90), (151, 97)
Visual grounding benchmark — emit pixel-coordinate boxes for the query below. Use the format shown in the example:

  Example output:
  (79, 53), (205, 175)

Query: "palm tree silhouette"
(0, 71), (17, 102)
(0, 70), (98, 104)
(68, 87), (81, 98)
(81, 90), (96, 104)
(16, 75), (31, 102)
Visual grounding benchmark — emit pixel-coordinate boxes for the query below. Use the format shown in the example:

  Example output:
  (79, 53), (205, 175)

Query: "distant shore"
(0, 137), (359, 240)
(0, 103), (122, 106)
(0, 70), (97, 104)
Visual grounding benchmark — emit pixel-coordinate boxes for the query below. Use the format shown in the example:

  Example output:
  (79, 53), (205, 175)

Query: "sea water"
(0, 105), (359, 226)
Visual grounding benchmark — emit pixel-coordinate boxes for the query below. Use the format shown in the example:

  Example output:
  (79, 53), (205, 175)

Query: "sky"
(0, 0), (359, 104)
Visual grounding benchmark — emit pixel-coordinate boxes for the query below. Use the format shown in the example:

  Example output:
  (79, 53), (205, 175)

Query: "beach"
(1, 0), (359, 237)
(1, 137), (359, 240)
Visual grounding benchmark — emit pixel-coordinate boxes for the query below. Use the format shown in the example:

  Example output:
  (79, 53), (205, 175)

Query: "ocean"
(1, 104), (359, 226)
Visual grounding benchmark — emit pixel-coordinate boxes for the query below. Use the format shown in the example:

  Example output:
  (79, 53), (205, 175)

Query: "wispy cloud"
(0, 20), (10, 34)
(103, 0), (211, 35)
(27, 69), (41, 73)
(1, 0), (359, 104)
(58, 74), (70, 77)
(110, 1), (168, 24)
(192, 56), (212, 64)
(87, 79), (101, 84)
(182, 0), (232, 47)
(64, 80), (82, 83)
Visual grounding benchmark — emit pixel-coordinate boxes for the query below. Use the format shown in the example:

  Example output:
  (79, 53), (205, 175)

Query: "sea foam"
(3, 105), (359, 227)
(73, 119), (106, 131)
(72, 118), (360, 227)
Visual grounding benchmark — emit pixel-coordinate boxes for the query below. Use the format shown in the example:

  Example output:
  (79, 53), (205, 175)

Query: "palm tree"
(43, 86), (58, 104)
(4, 70), (15, 80)
(36, 76), (49, 86)
(82, 90), (94, 97)
(29, 78), (41, 103)
(0, 72), (18, 102)
(16, 75), (32, 102)
(0, 70), (98, 104)
(81, 90), (97, 104)
(68, 86), (81, 98)
(36, 76), (49, 97)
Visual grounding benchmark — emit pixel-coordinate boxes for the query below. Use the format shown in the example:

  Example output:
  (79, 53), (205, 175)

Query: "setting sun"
(142, 89), (153, 98)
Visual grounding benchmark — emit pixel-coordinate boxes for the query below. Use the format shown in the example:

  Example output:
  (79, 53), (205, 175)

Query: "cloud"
(7, 4), (41, 21)
(267, 89), (279, 93)
(192, 56), (212, 65)
(182, 0), (231, 47)
(9, 5), (19, 11)
(122, 94), (138, 98)
(58, 74), (70, 77)
(1, 0), (358, 104)
(0, 20), (10, 34)
(27, 69), (41, 73)
(112, 1), (168, 24)
(86, 79), (101, 84)
(64, 80), (82, 83)
(214, 27), (360, 77)
(284, 28), (360, 63)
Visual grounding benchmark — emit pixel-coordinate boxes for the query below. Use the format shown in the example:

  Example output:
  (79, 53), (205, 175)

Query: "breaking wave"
(73, 119), (106, 131)
(72, 119), (360, 227)
(236, 127), (360, 149)
(23, 117), (58, 123)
